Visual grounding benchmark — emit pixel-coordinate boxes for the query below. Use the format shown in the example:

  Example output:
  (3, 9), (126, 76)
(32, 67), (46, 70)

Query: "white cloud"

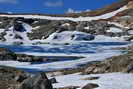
(0, 0), (18, 4)
(44, 0), (63, 7)
(66, 8), (81, 13)
(66, 8), (91, 13)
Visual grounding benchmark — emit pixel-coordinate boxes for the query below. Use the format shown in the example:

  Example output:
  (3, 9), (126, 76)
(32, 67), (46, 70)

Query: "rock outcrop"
(0, 66), (54, 89)
(18, 72), (53, 89)
(83, 51), (133, 74)
(0, 47), (48, 62)
(0, 66), (29, 89)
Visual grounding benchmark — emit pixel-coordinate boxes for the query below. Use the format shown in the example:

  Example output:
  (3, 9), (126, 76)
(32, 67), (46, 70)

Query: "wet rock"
(18, 72), (53, 89)
(82, 83), (99, 89)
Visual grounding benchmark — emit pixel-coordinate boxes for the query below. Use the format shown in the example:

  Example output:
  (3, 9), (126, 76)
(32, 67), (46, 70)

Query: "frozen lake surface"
(0, 42), (129, 73)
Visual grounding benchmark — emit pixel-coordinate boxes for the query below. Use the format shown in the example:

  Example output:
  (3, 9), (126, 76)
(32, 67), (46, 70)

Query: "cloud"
(44, 0), (63, 7)
(66, 8), (91, 13)
(0, 0), (18, 4)
(66, 8), (81, 13)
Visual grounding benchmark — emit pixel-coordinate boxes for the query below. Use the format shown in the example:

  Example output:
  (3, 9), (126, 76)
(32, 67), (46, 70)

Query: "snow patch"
(53, 73), (133, 89)
(4, 22), (32, 44)
(32, 26), (40, 30)
(107, 27), (123, 33)
(84, 26), (90, 30)
(45, 31), (94, 43)
(0, 29), (4, 33)
(128, 30), (133, 35)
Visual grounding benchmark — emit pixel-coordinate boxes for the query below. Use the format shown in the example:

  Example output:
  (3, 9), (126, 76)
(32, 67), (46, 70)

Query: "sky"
(0, 0), (119, 14)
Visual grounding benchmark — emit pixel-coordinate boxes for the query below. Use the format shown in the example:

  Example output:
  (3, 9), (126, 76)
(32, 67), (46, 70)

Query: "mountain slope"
(0, 0), (132, 44)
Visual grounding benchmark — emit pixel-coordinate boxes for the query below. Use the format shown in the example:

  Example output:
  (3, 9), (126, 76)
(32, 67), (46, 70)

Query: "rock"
(49, 77), (58, 84)
(58, 86), (79, 89)
(0, 66), (30, 89)
(83, 51), (133, 74)
(18, 72), (53, 89)
(0, 47), (48, 62)
(82, 77), (99, 80)
(0, 48), (16, 61)
(82, 83), (99, 89)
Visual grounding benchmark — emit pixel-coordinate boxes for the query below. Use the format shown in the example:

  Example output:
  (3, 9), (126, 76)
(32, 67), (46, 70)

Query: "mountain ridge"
(0, 0), (132, 18)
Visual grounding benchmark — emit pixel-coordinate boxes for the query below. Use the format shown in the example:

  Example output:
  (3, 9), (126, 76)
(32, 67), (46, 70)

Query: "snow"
(32, 26), (40, 30)
(107, 27), (123, 33)
(0, 42), (127, 72)
(0, 6), (127, 22)
(128, 30), (133, 35)
(84, 26), (90, 30)
(4, 22), (32, 44)
(53, 73), (133, 89)
(22, 22), (32, 33)
(61, 23), (70, 27)
(0, 61), (30, 66)
(0, 29), (128, 71)
(0, 29), (4, 33)
(90, 35), (125, 42)
(0, 51), (122, 71)
(45, 31), (94, 43)
(108, 22), (125, 28)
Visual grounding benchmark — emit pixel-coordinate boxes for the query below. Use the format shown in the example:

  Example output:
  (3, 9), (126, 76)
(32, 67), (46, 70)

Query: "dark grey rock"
(0, 66), (30, 89)
(19, 72), (53, 89)
(49, 77), (58, 84)
(82, 83), (99, 89)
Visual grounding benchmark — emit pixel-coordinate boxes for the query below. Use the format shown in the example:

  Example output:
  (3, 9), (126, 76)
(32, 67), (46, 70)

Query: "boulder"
(49, 77), (58, 84)
(0, 66), (29, 89)
(58, 86), (79, 89)
(82, 83), (99, 89)
(18, 72), (53, 89)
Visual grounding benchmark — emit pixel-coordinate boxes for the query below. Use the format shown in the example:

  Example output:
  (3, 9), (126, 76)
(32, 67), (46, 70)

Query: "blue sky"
(0, 0), (118, 14)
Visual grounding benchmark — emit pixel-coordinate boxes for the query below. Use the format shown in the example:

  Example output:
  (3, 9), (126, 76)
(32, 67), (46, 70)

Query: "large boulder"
(18, 72), (53, 89)
(0, 66), (29, 89)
